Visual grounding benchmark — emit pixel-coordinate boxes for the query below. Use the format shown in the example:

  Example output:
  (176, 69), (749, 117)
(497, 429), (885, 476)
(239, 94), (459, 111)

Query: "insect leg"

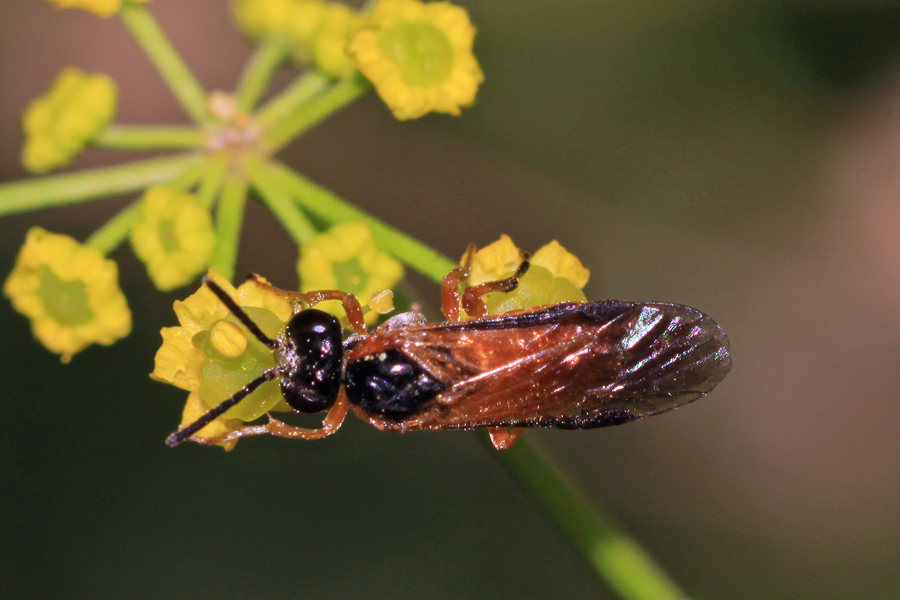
(303, 290), (367, 335)
(183, 391), (351, 445)
(263, 391), (351, 440)
(461, 253), (531, 318)
(247, 274), (367, 335)
(247, 273), (309, 304)
(488, 427), (524, 450)
(441, 267), (467, 323)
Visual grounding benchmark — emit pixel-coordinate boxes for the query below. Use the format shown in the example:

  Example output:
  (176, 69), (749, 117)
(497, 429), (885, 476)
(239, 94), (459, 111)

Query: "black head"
(278, 308), (344, 413)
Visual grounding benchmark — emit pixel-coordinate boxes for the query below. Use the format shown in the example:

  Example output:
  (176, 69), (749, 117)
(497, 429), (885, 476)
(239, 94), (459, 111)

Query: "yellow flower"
(3, 227), (132, 362)
(45, 0), (151, 18)
(231, 0), (302, 43)
(152, 270), (295, 435)
(22, 67), (117, 173)
(462, 235), (589, 316)
(311, 3), (362, 78)
(348, 0), (484, 120)
(178, 392), (244, 451)
(130, 186), (216, 292)
(285, 0), (330, 62)
(297, 222), (403, 325)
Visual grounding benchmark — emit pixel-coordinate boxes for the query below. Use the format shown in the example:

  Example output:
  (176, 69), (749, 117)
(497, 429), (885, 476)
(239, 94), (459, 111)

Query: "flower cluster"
(348, 0), (484, 119)
(46, 0), (151, 19)
(233, 0), (484, 118)
(3, 228), (132, 362)
(462, 235), (589, 316)
(22, 68), (117, 173)
(130, 186), (216, 292)
(232, 0), (361, 78)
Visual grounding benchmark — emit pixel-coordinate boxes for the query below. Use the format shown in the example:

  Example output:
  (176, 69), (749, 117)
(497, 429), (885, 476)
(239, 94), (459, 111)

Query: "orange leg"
(440, 243), (477, 323)
(192, 393), (351, 445)
(441, 245), (533, 321)
(441, 268), (467, 323)
(248, 274), (367, 335)
(488, 427), (524, 450)
(461, 253), (531, 319)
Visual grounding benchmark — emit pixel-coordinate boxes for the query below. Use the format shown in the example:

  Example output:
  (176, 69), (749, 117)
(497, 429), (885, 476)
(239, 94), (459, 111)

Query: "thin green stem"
(262, 76), (370, 153)
(236, 39), (289, 113)
(254, 72), (330, 130)
(197, 152), (230, 210)
(119, 4), (209, 124)
(0, 154), (198, 217)
(210, 176), (248, 282)
(95, 125), (207, 150)
(85, 201), (142, 255)
(84, 157), (206, 255)
(243, 156), (316, 245)
(266, 160), (456, 281)
(483, 433), (687, 600)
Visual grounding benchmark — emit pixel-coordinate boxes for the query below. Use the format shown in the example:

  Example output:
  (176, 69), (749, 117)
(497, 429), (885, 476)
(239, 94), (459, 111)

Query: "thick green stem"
(119, 4), (209, 124)
(0, 154), (198, 217)
(243, 156), (316, 244)
(483, 433), (687, 600)
(236, 39), (289, 113)
(266, 160), (456, 281)
(95, 125), (207, 150)
(210, 176), (248, 282)
(254, 72), (330, 130)
(262, 76), (370, 152)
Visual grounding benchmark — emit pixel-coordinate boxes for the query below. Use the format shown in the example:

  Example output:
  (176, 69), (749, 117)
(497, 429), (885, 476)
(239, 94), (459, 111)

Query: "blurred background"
(2, 1), (899, 598)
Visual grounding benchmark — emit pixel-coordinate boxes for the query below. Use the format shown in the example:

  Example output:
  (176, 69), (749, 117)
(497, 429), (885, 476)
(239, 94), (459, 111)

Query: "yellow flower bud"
(311, 3), (361, 78)
(21, 68), (117, 173)
(3, 227), (132, 362)
(130, 186), (217, 292)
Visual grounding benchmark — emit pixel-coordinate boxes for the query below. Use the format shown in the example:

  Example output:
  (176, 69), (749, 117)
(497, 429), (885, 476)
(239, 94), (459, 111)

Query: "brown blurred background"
(2, 1), (899, 598)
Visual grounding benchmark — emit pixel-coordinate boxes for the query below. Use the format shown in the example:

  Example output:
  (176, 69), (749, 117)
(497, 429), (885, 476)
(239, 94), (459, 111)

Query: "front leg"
(192, 393), (351, 445)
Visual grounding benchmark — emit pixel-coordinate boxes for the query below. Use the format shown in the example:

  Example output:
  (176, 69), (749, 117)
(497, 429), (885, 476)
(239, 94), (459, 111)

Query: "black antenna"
(203, 276), (278, 349)
(166, 369), (278, 447)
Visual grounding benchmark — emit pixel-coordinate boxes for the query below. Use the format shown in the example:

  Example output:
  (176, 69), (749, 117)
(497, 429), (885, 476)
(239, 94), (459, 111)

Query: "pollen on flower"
(21, 67), (117, 173)
(129, 186), (216, 292)
(462, 235), (589, 317)
(348, 0), (484, 120)
(151, 270), (295, 431)
(367, 289), (395, 315)
(210, 320), (248, 358)
(298, 222), (403, 325)
(3, 227), (132, 362)
(45, 0), (151, 19)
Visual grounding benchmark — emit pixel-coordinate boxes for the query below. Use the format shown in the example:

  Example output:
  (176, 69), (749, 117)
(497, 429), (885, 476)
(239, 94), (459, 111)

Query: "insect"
(166, 251), (732, 450)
